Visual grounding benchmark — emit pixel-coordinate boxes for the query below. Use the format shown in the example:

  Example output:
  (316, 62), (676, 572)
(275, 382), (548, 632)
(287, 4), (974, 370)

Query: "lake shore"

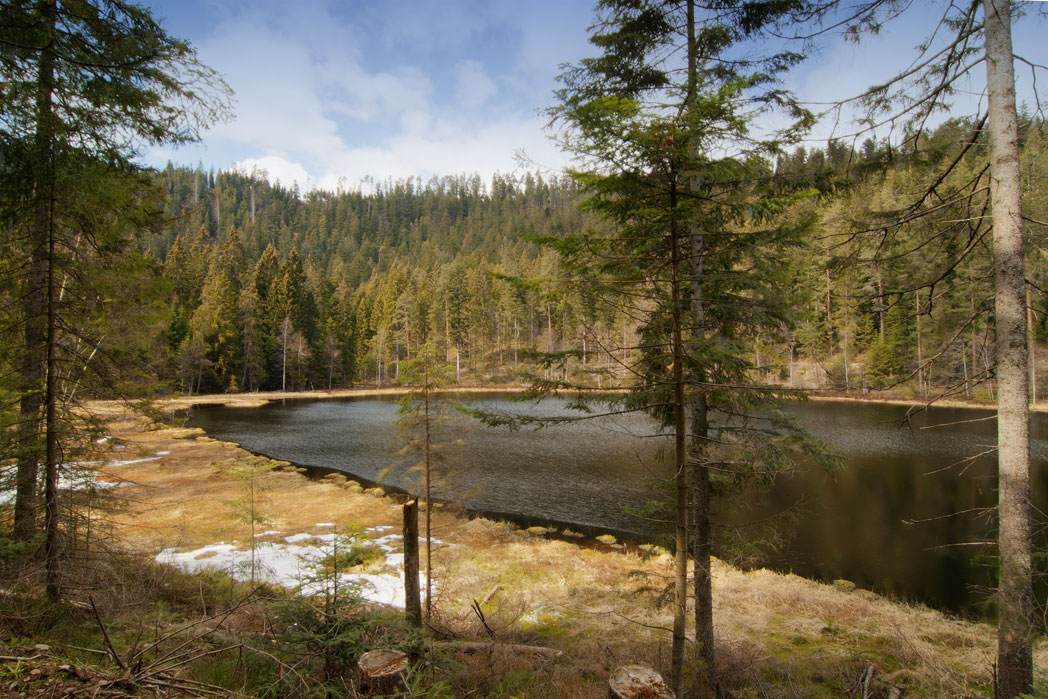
(87, 393), (1045, 696)
(160, 383), (1048, 414)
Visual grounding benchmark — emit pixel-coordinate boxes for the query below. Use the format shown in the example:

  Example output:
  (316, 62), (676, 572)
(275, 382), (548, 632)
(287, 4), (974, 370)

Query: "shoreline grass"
(0, 391), (1040, 697)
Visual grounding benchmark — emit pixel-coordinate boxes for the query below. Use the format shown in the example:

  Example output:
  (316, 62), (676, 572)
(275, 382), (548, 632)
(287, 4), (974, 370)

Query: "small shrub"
(313, 531), (382, 575)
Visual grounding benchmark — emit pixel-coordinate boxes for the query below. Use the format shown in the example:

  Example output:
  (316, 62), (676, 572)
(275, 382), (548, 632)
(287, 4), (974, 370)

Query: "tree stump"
(356, 649), (408, 697)
(608, 665), (675, 698)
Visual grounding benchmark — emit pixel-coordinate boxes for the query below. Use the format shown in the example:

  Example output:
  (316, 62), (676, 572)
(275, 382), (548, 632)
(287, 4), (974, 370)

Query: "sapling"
(392, 341), (466, 624)
(223, 457), (273, 586)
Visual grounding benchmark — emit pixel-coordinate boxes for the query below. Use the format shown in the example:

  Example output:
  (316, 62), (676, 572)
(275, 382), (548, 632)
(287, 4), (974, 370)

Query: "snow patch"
(106, 456), (161, 467)
(0, 467), (129, 505)
(156, 533), (425, 609)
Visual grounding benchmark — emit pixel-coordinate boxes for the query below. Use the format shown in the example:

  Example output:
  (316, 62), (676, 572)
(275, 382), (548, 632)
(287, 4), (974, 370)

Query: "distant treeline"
(150, 116), (1048, 398)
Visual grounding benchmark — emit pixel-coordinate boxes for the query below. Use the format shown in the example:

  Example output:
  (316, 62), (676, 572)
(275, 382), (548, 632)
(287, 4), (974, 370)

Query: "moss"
(833, 578), (857, 592)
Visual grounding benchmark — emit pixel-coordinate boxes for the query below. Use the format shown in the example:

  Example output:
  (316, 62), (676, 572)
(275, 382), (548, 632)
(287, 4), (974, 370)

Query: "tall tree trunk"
(688, 225), (714, 693)
(916, 292), (924, 397)
(876, 263), (885, 342)
(668, 177), (689, 698)
(44, 116), (60, 601)
(1027, 282), (1035, 403)
(685, 3), (715, 692)
(281, 318), (288, 391)
(843, 301), (850, 390)
(15, 0), (58, 542)
(984, 1), (1033, 695)
(444, 290), (451, 362)
(825, 264), (833, 351)
(971, 259), (980, 394)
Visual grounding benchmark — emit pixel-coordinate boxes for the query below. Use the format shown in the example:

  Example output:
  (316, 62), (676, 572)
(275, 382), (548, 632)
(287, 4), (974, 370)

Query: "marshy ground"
(50, 390), (1039, 697)
(0, 391), (1036, 696)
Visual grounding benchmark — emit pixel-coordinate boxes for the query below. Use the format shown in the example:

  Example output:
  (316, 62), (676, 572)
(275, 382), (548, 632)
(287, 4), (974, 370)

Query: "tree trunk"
(444, 290), (451, 362)
(44, 115), (59, 601)
(984, 1), (1033, 695)
(403, 501), (422, 627)
(825, 265), (833, 350)
(876, 263), (885, 342)
(1027, 282), (1035, 403)
(281, 318), (288, 391)
(14, 0), (58, 542)
(916, 292), (924, 397)
(685, 3), (715, 693)
(668, 177), (688, 698)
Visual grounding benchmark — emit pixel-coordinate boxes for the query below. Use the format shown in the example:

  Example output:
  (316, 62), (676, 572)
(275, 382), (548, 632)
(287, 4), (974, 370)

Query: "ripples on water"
(189, 395), (1048, 616)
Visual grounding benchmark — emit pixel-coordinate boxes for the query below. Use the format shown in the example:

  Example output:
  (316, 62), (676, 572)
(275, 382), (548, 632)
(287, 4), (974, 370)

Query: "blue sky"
(141, 0), (1045, 192)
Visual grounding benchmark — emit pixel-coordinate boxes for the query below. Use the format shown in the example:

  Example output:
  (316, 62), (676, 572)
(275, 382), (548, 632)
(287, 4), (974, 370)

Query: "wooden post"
(403, 500), (422, 627)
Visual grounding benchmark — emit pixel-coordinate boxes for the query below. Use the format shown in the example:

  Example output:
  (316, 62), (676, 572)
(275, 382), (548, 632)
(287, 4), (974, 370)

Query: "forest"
(139, 118), (1048, 401)
(1, 0), (1046, 697)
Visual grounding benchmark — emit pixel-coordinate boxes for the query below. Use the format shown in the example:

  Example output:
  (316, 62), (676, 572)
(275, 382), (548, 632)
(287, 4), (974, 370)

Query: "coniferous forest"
(2, 0), (1047, 697)
(140, 119), (1048, 401)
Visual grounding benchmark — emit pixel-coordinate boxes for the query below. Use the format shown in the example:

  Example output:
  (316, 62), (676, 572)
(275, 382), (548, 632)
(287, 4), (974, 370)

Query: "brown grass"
(87, 394), (1045, 698)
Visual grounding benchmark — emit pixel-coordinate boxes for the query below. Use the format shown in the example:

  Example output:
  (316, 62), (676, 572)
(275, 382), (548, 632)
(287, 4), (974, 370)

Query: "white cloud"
(142, 0), (595, 191)
(195, 18), (344, 158)
(305, 114), (566, 192)
(455, 59), (498, 109)
(232, 156), (312, 191)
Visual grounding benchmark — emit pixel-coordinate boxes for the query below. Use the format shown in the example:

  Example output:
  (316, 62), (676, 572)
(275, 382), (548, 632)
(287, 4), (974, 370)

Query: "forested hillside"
(153, 168), (593, 393)
(146, 116), (1048, 400)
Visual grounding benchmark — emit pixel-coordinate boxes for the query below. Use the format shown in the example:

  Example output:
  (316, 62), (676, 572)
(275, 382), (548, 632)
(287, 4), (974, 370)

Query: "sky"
(140, 0), (1045, 194)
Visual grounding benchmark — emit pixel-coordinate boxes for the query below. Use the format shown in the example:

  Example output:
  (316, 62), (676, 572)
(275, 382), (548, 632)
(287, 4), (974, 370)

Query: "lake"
(187, 394), (1048, 616)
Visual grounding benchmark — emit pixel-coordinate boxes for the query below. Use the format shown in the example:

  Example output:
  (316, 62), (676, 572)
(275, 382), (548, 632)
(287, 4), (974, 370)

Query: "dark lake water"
(187, 395), (1048, 616)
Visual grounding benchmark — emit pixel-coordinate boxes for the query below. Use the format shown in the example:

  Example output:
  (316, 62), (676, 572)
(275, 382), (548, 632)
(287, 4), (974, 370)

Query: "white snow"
(105, 456), (161, 467)
(0, 465), (131, 505)
(156, 531), (431, 609)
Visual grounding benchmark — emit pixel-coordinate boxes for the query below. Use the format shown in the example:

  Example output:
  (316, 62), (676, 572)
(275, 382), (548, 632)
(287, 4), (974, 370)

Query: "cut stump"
(357, 649), (408, 696)
(608, 665), (675, 698)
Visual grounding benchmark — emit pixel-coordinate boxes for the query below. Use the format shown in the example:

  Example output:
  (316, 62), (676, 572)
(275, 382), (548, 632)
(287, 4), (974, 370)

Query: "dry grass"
(87, 395), (1045, 698)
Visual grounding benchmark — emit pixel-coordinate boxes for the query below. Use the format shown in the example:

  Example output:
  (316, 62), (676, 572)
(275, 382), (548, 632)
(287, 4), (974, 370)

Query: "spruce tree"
(540, 1), (828, 692)
(0, 0), (229, 595)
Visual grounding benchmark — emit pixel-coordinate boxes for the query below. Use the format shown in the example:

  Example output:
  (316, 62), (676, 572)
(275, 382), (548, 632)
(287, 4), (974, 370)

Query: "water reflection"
(188, 395), (1048, 616)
